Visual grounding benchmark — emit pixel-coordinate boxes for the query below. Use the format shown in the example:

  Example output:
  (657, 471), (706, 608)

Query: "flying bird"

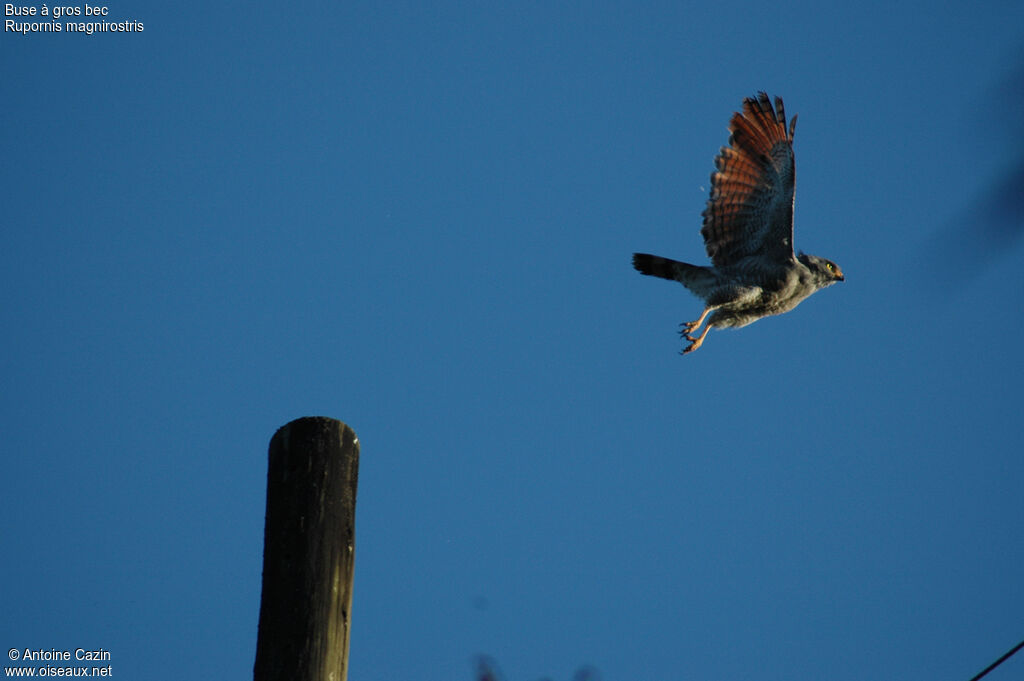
(633, 92), (844, 354)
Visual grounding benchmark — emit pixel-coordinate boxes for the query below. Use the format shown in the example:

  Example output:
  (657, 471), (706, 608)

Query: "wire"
(968, 638), (1024, 681)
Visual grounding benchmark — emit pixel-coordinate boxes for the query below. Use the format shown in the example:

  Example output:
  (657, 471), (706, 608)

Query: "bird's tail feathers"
(633, 253), (715, 292)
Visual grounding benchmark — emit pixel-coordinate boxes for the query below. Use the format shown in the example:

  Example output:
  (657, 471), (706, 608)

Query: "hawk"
(633, 92), (844, 354)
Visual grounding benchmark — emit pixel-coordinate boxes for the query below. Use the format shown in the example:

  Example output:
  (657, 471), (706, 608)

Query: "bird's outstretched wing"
(701, 92), (797, 267)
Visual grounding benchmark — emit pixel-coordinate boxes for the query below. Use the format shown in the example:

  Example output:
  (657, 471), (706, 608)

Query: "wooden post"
(253, 417), (360, 681)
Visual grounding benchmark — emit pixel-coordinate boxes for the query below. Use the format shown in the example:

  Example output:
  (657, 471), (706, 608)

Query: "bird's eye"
(825, 262), (834, 271)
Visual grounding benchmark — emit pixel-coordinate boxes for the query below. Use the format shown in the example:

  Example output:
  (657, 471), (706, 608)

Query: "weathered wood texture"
(254, 417), (359, 681)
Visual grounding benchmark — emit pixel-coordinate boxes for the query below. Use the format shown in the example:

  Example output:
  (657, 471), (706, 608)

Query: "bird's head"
(798, 253), (845, 285)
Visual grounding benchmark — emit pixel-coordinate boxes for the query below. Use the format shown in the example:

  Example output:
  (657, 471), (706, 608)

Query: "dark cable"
(968, 638), (1024, 681)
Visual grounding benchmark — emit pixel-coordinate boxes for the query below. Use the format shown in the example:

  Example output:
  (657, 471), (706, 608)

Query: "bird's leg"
(680, 307), (713, 338)
(681, 323), (712, 354)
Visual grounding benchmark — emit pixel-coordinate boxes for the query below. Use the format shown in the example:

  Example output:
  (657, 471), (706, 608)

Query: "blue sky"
(3, 2), (1024, 680)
